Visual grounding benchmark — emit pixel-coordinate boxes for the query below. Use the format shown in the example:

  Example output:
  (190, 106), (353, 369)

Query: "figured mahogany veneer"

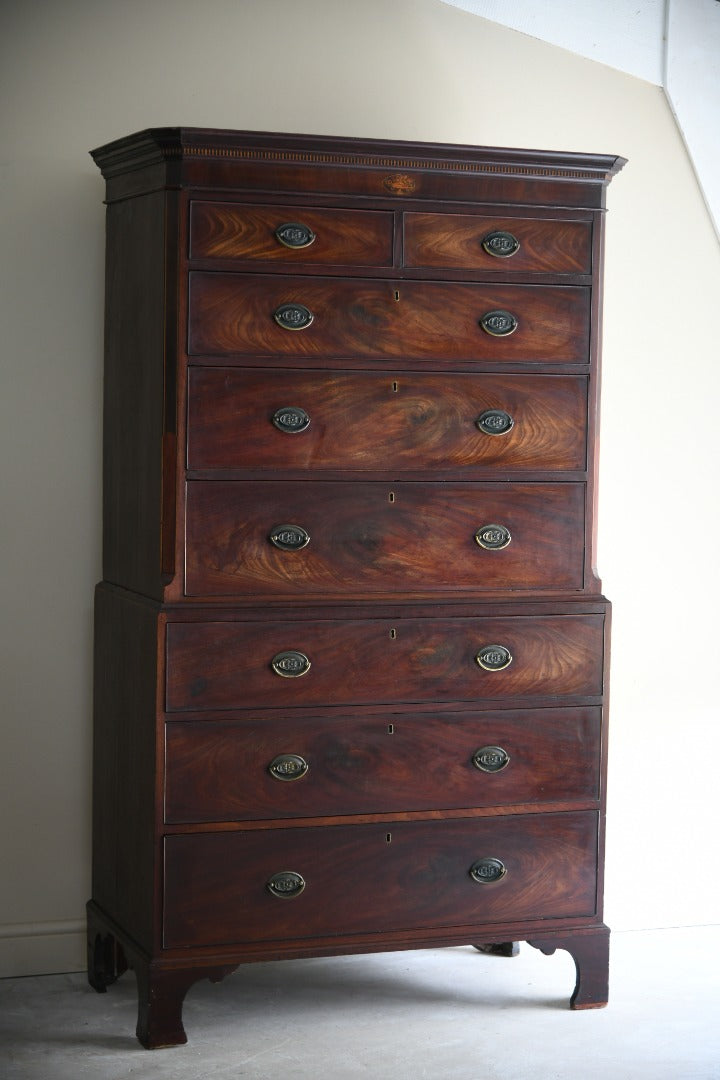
(190, 202), (394, 265)
(187, 369), (588, 474)
(403, 213), (592, 274)
(188, 274), (590, 364)
(89, 128), (623, 1047)
(163, 812), (598, 948)
(164, 706), (601, 823)
(185, 480), (586, 597)
(165, 614), (604, 712)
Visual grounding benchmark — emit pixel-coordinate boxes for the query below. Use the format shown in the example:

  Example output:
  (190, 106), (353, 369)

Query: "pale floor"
(1, 926), (718, 1079)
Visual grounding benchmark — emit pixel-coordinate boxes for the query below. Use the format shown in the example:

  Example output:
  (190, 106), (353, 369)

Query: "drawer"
(188, 273), (590, 365)
(165, 614), (604, 712)
(164, 706), (601, 823)
(184, 481), (586, 598)
(187, 369), (588, 474)
(404, 213), (592, 274)
(190, 202), (394, 266)
(163, 812), (598, 947)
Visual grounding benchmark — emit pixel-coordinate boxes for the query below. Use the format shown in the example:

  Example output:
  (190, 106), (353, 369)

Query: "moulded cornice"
(91, 127), (626, 186)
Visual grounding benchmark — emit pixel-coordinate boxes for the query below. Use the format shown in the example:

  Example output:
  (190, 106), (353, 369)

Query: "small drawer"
(184, 481), (586, 598)
(188, 273), (590, 365)
(190, 202), (394, 266)
(187, 368), (588, 474)
(164, 706), (601, 823)
(165, 614), (604, 712)
(404, 213), (592, 274)
(163, 812), (598, 947)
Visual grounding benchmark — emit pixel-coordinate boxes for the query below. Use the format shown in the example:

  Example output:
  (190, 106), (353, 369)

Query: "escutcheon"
(267, 871), (306, 899)
(274, 303), (314, 331)
(472, 746), (510, 773)
(274, 222), (316, 249)
(475, 645), (513, 671)
(272, 406), (311, 433)
(475, 409), (514, 436)
(481, 231), (520, 258)
(470, 857), (507, 884)
(271, 650), (311, 678)
(480, 310), (518, 337)
(474, 524), (512, 550)
(268, 754), (309, 781)
(269, 524), (311, 551)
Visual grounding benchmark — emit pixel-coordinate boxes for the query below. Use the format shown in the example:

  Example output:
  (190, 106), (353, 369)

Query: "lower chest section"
(159, 604), (606, 950)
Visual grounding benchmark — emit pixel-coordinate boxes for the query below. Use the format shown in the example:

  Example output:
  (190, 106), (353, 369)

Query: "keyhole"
(388, 492), (395, 503)
(387, 724), (394, 734)
(386, 833), (392, 843)
(389, 628), (397, 640)
(392, 381), (398, 393)
(394, 290), (400, 302)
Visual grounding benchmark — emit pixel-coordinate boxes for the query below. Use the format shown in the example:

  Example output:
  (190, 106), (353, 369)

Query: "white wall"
(666, 0), (720, 235)
(441, 0), (665, 83)
(2, 0), (719, 977)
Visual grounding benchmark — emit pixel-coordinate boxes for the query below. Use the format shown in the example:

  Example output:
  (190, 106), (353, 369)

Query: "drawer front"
(188, 273), (590, 364)
(165, 614), (604, 712)
(164, 706), (601, 823)
(404, 213), (592, 274)
(187, 369), (588, 474)
(190, 202), (394, 266)
(163, 812), (598, 947)
(185, 481), (586, 597)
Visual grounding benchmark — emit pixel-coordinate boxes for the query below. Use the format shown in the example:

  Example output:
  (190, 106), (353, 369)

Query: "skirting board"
(0, 920), (86, 978)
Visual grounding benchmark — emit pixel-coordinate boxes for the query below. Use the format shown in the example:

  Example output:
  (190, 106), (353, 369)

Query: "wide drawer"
(184, 481), (586, 597)
(163, 812), (598, 947)
(188, 273), (590, 364)
(187, 369), (588, 474)
(190, 202), (394, 266)
(165, 614), (604, 712)
(404, 213), (592, 274)
(164, 706), (601, 823)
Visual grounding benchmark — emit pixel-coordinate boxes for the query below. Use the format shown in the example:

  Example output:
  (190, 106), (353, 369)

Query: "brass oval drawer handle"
(272, 406), (311, 433)
(275, 222), (316, 249)
(269, 524), (311, 551)
(475, 524), (511, 551)
(475, 645), (513, 672)
(481, 230), (520, 258)
(480, 310), (518, 337)
(271, 650), (311, 678)
(269, 754), (309, 781)
(472, 745), (510, 773)
(267, 871), (306, 899)
(475, 409), (514, 436)
(470, 857), (507, 884)
(274, 303), (314, 331)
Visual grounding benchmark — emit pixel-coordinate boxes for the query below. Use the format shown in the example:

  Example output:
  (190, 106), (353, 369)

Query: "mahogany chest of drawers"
(87, 128), (624, 1048)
